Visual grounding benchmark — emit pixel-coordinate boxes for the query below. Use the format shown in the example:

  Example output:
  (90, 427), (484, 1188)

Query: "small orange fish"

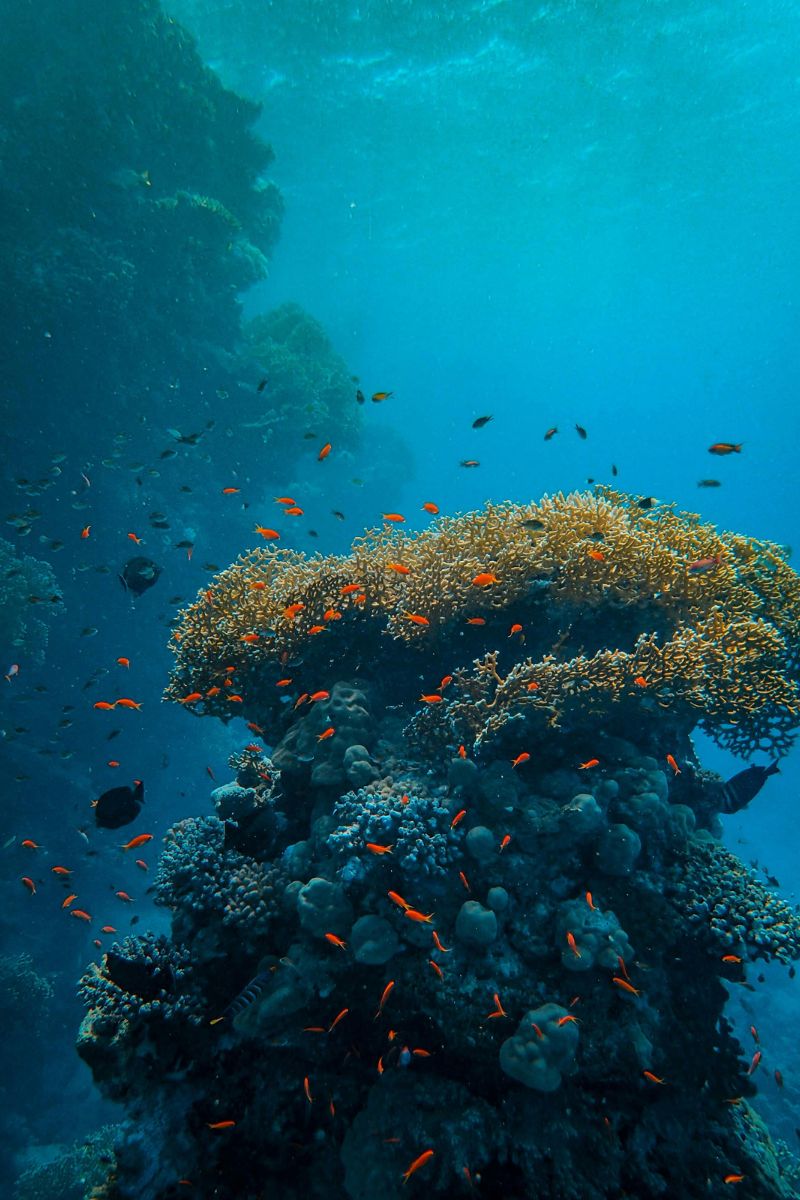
(340, 583), (362, 595)
(115, 891), (134, 902)
(115, 698), (142, 710)
(116, 657), (130, 668)
(421, 502), (439, 514)
(388, 890), (412, 911)
(318, 443), (332, 461)
(221, 487), (240, 495)
(509, 623), (523, 635)
(81, 525), (91, 539)
(325, 932), (347, 949)
(587, 549), (605, 561)
(366, 842), (394, 855)
(723, 1175), (745, 1184)
(127, 532), (142, 544)
(71, 909), (92, 922)
(643, 1070), (666, 1084)
(420, 694), (443, 704)
(274, 496), (296, 505)
(708, 443), (742, 455)
(227, 694), (244, 703)
(121, 833), (153, 851)
(317, 726), (335, 741)
(612, 976), (640, 996)
(207, 1120), (236, 1130)
(375, 980), (395, 1017)
(276, 678), (293, 687)
(617, 954), (631, 981)
(308, 625), (326, 635)
(283, 602), (305, 619)
(432, 930), (450, 953)
(249, 581), (266, 591)
(586, 891), (595, 910)
(254, 526), (280, 540)
(499, 834), (511, 852)
(544, 427), (558, 440)
(450, 809), (467, 829)
(93, 701), (116, 711)
(51, 866), (72, 876)
(471, 572), (499, 586)
(382, 513), (405, 523)
(179, 692), (203, 704)
(721, 954), (742, 964)
(511, 752), (530, 768)
(412, 1048), (431, 1057)
(387, 562), (411, 574)
(487, 993), (507, 1019)
(61, 893), (78, 908)
(457, 744), (467, 758)
(284, 506), (304, 516)
(526, 681), (540, 691)
(402, 1148), (435, 1183)
(666, 754), (681, 775)
(404, 909), (434, 924)
(579, 758), (599, 769)
(135, 859), (148, 871)
(323, 609), (341, 621)
(205, 687), (221, 698)
(557, 1015), (580, 1026)
(428, 959), (443, 981)
(240, 633), (260, 644)
(372, 391), (393, 402)
(531, 1022), (544, 1039)
(20, 840), (40, 850)
(403, 612), (429, 626)
(101, 925), (117, 934)
(747, 1050), (762, 1076)
(633, 675), (648, 688)
(439, 675), (453, 690)
(566, 931), (581, 958)
(327, 1008), (349, 1032)
(247, 721), (265, 734)
(465, 616), (486, 625)
(459, 870), (471, 892)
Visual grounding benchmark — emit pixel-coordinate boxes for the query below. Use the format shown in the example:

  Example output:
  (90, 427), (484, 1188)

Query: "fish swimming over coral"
(93, 781), (144, 829)
(119, 556), (162, 597)
(716, 761), (780, 814)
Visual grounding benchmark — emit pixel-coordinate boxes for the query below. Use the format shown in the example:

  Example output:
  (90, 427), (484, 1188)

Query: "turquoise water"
(3, 2), (800, 1196)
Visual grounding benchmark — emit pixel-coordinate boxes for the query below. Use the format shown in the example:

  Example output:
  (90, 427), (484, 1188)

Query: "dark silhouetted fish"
(221, 970), (272, 1022)
(94, 781), (144, 829)
(120, 557), (161, 597)
(104, 951), (174, 1000)
(472, 415), (492, 428)
(717, 761), (779, 814)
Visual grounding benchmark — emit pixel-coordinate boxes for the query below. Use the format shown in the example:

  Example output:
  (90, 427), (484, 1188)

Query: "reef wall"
(75, 490), (800, 1198)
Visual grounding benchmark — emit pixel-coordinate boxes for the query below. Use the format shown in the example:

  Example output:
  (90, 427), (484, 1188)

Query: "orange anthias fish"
(71, 909), (92, 922)
(21, 876), (36, 894)
(643, 1071), (666, 1084)
(487, 992), (507, 1019)
(221, 487), (240, 495)
(121, 833), (154, 851)
(387, 562), (411, 574)
(20, 840), (40, 850)
(566, 931), (581, 958)
(93, 701), (116, 711)
(403, 612), (429, 626)
(471, 572), (499, 587)
(633, 675), (648, 688)
(420, 694), (443, 704)
(372, 391), (393, 402)
(115, 698), (143, 711)
(284, 506), (304, 516)
(579, 758), (600, 769)
(404, 909), (434, 924)
(587, 549), (605, 562)
(511, 752), (530, 768)
(723, 1175), (745, 1185)
(402, 1149), (434, 1183)
(466, 617), (485, 625)
(116, 657), (130, 668)
(382, 513), (405, 523)
(687, 554), (724, 576)
(375, 980), (395, 1017)
(309, 690), (330, 702)
(317, 727), (335, 741)
(325, 932), (347, 949)
(283, 602), (305, 620)
(708, 442), (742, 455)
(61, 893), (78, 908)
(127, 532), (142, 544)
(51, 866), (72, 876)
(81, 525), (91, 539)
(207, 1120), (236, 1130)
(366, 842), (394, 855)
(450, 809), (467, 829)
(666, 754), (681, 775)
(421, 501), (439, 514)
(318, 443), (332, 461)
(387, 890), (412, 911)
(254, 526), (280, 540)
(612, 976), (640, 996)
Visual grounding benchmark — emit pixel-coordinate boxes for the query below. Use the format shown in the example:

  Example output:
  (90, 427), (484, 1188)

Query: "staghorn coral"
(165, 490), (800, 757)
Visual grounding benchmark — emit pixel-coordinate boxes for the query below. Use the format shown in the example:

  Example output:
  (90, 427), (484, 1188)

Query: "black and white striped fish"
(211, 971), (271, 1026)
(717, 761), (780, 814)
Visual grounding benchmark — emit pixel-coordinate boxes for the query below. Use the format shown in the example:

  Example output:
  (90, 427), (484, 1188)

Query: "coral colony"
(76, 490), (800, 1197)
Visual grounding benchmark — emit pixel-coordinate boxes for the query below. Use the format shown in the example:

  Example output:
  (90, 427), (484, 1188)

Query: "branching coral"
(166, 489), (800, 757)
(0, 537), (63, 663)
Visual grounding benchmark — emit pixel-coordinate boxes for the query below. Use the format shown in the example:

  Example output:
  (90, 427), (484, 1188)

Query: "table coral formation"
(76, 493), (800, 1198)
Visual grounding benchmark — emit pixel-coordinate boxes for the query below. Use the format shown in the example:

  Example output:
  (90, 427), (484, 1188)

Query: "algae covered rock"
(455, 900), (497, 948)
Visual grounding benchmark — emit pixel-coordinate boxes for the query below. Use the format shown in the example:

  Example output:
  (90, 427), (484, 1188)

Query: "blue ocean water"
(3, 1), (800, 1195)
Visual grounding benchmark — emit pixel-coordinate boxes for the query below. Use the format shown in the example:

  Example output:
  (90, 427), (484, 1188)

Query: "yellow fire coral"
(165, 489), (800, 756)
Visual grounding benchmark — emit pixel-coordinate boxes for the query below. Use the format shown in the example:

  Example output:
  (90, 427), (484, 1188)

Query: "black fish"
(460, 459), (480, 468)
(356, 389), (365, 405)
(636, 496), (656, 510)
(717, 761), (779, 814)
(94, 781), (144, 829)
(120, 557), (162, 597)
(611, 464), (618, 477)
(698, 479), (721, 488)
(104, 951), (174, 1000)
(257, 378), (267, 392)
(575, 423), (587, 439)
(331, 510), (345, 521)
(472, 415), (492, 429)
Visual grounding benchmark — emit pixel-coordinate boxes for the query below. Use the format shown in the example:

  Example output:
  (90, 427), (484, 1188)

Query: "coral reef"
(166, 489), (800, 758)
(75, 495), (800, 1198)
(0, 538), (63, 663)
(14, 1126), (119, 1200)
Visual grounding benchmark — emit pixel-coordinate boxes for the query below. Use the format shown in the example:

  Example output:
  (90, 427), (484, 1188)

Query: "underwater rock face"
(499, 1002), (580, 1092)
